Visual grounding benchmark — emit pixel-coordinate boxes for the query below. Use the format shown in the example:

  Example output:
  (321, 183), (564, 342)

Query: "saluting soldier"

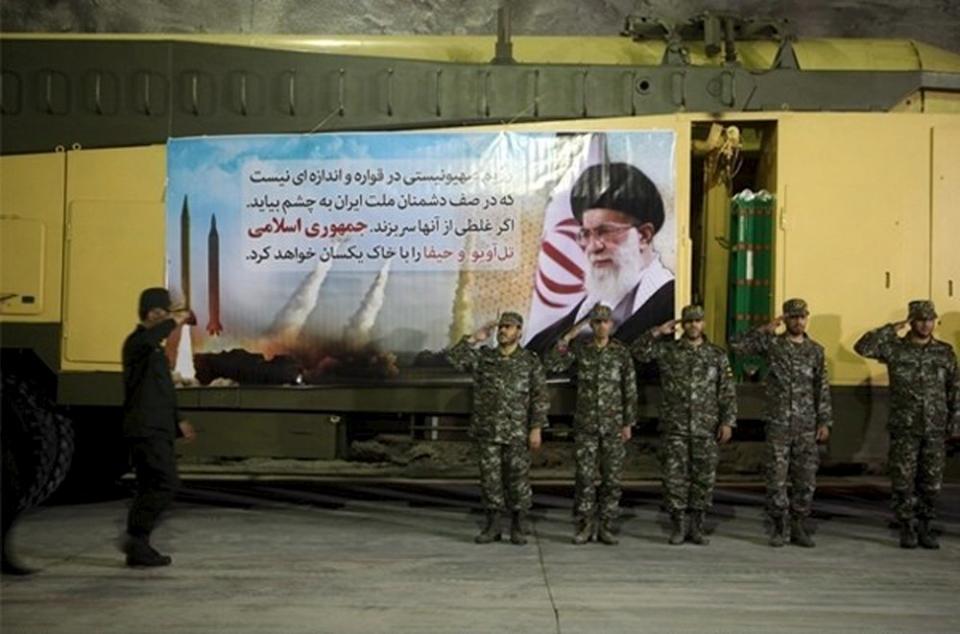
(731, 298), (832, 547)
(632, 304), (737, 545)
(121, 287), (196, 567)
(855, 300), (960, 549)
(447, 312), (549, 545)
(545, 304), (637, 545)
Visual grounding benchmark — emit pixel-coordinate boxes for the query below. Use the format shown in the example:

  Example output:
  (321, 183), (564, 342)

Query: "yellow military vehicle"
(2, 12), (959, 494)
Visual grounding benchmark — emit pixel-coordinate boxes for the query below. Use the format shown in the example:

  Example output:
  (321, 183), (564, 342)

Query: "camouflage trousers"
(476, 440), (532, 512)
(765, 424), (819, 519)
(888, 431), (945, 522)
(660, 434), (719, 514)
(573, 432), (626, 522)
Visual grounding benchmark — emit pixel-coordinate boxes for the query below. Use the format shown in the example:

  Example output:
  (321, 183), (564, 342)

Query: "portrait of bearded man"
(525, 161), (675, 354)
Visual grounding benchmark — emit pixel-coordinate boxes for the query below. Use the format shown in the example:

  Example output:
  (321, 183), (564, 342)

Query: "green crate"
(727, 190), (775, 381)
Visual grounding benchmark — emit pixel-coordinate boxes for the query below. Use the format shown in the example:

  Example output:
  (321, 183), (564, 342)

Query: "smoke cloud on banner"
(165, 131), (675, 384)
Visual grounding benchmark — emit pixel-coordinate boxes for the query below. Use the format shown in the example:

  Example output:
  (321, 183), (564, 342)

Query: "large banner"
(166, 131), (676, 384)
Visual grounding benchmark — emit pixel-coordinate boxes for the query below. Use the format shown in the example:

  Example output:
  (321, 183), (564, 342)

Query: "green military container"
(728, 190), (774, 380)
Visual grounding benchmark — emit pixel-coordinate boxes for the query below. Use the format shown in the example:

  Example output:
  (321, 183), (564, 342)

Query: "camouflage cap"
(782, 298), (809, 317)
(681, 304), (705, 322)
(498, 311), (524, 327)
(908, 300), (937, 320)
(589, 304), (613, 321)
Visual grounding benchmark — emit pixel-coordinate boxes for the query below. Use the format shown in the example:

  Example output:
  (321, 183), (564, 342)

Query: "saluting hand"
(561, 321), (587, 345)
(471, 320), (498, 344)
(170, 308), (191, 326)
(762, 315), (784, 334)
(560, 323), (587, 349)
(653, 319), (678, 338)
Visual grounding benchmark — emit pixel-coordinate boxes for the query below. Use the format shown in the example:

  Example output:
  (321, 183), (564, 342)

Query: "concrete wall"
(3, 0), (959, 54)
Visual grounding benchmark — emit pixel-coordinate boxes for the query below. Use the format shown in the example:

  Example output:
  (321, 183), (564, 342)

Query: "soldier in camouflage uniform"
(730, 298), (832, 548)
(447, 311), (549, 545)
(855, 300), (960, 549)
(631, 304), (737, 545)
(544, 304), (637, 546)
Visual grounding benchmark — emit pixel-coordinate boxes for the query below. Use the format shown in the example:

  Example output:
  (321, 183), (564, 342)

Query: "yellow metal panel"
(912, 41), (960, 72)
(0, 152), (65, 323)
(66, 145), (165, 201)
(891, 91), (924, 113)
(0, 218), (45, 315)
(231, 34), (675, 65)
(794, 39), (922, 70)
(3, 33), (669, 65)
(924, 92), (960, 114)
(756, 124), (779, 197)
(62, 146), (166, 370)
(483, 114), (685, 133)
(63, 201), (165, 365)
(701, 180), (731, 344)
(7, 33), (957, 71)
(931, 124), (960, 349)
(776, 114), (935, 386)
(672, 121), (693, 319)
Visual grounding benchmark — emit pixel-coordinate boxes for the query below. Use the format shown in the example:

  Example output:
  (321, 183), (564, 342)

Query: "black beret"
(138, 287), (172, 319)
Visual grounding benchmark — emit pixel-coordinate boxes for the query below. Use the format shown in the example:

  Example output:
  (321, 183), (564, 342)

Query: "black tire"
(0, 372), (75, 512)
(52, 405), (131, 502)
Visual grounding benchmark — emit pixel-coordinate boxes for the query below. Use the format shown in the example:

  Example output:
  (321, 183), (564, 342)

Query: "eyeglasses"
(575, 222), (636, 247)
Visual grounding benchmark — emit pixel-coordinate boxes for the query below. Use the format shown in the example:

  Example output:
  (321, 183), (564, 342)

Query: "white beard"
(583, 230), (644, 310)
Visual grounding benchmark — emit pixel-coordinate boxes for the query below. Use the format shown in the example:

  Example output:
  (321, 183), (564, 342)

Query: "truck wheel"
(53, 406), (130, 502)
(0, 372), (75, 511)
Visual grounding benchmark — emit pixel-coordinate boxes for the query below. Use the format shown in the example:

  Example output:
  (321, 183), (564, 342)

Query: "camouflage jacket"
(544, 338), (638, 436)
(854, 324), (960, 436)
(631, 332), (737, 437)
(730, 328), (833, 430)
(447, 337), (549, 443)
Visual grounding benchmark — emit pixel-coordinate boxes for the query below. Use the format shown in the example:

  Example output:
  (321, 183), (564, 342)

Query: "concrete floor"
(2, 479), (959, 634)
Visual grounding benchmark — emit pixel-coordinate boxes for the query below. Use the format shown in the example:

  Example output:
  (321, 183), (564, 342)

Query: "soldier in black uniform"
(120, 287), (195, 567)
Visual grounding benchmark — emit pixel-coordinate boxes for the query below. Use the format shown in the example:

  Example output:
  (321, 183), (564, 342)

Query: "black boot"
(510, 512), (528, 545)
(668, 513), (686, 545)
(769, 515), (786, 548)
(2, 532), (33, 576)
(2, 552), (34, 576)
(899, 519), (918, 549)
(917, 519), (939, 550)
(790, 516), (815, 548)
(688, 511), (709, 545)
(475, 511), (502, 544)
(597, 519), (619, 545)
(123, 535), (172, 567)
(572, 517), (594, 545)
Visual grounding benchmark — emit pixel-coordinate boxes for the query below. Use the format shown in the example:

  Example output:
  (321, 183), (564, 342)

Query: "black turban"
(570, 162), (665, 232)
